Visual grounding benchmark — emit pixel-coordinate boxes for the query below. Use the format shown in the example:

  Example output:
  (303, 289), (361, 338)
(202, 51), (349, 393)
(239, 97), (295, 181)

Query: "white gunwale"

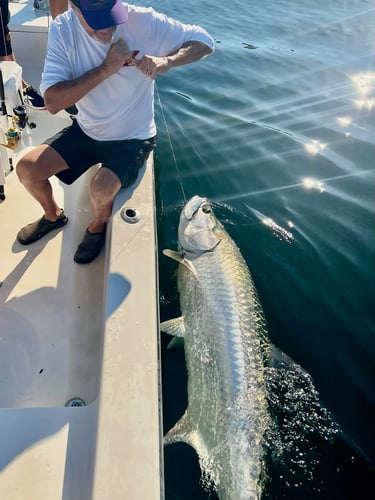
(0, 1), (163, 498)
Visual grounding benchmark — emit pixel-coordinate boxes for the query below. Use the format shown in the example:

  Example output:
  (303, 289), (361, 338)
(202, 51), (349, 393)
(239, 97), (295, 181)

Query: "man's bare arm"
(44, 39), (131, 114)
(44, 40), (213, 112)
(165, 40), (214, 69)
(135, 41), (214, 79)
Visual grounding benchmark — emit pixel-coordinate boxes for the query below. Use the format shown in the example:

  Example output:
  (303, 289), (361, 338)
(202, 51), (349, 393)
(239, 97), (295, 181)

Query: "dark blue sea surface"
(148, 0), (374, 497)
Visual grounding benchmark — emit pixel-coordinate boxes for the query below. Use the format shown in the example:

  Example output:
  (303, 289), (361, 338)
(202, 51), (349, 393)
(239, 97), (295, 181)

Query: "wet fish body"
(162, 196), (269, 499)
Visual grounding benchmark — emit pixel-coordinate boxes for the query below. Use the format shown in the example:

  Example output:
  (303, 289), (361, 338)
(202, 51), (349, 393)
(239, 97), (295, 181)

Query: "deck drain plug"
(65, 397), (86, 407)
(121, 207), (141, 224)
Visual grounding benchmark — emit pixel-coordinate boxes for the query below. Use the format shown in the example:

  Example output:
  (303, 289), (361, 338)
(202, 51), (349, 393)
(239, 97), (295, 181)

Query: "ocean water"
(148, 0), (374, 498)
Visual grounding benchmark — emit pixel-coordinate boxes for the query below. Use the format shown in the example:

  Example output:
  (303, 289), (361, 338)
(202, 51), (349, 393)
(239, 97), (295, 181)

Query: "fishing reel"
(13, 105), (37, 130)
(0, 118), (21, 151)
(3, 126), (21, 150)
(0, 105), (37, 150)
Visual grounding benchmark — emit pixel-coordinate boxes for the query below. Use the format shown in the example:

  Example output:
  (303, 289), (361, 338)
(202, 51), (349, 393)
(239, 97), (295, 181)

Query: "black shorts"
(0, 1), (12, 57)
(43, 119), (156, 187)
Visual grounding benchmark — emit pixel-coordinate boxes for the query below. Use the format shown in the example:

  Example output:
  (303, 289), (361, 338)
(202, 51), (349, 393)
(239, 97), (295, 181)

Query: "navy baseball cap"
(72, 0), (128, 30)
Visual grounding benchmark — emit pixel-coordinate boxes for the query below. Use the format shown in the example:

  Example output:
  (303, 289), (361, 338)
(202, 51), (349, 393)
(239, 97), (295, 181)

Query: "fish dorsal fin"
(162, 249), (198, 276)
(164, 411), (208, 459)
(160, 316), (186, 338)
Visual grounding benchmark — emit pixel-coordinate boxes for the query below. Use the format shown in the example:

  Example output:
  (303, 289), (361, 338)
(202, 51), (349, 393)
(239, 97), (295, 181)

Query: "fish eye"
(201, 203), (212, 214)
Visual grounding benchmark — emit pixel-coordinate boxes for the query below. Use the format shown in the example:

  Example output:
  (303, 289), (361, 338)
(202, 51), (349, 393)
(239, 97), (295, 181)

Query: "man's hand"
(102, 39), (132, 76)
(44, 39), (134, 114)
(134, 55), (169, 80)
(133, 41), (213, 80)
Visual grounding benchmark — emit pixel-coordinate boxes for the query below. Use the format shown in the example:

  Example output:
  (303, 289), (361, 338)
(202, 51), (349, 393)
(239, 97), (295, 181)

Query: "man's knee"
(16, 156), (36, 183)
(90, 168), (121, 201)
(16, 145), (66, 183)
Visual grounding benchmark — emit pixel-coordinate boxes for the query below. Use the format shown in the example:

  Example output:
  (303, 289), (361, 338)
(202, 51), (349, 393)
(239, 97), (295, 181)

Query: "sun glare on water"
(351, 71), (375, 110)
(304, 140), (327, 155)
(302, 177), (325, 192)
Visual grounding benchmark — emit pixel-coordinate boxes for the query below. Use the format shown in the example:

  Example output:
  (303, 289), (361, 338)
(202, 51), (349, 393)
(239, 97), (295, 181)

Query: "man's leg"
(88, 166), (121, 233)
(16, 145), (70, 244)
(74, 167), (121, 264)
(16, 144), (69, 221)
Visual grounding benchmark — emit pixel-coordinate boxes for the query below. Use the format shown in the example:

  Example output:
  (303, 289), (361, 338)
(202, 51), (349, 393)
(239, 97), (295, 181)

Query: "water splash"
(263, 359), (342, 498)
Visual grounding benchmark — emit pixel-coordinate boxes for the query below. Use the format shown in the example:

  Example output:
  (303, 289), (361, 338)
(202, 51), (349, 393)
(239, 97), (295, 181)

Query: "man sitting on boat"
(15, 0), (214, 263)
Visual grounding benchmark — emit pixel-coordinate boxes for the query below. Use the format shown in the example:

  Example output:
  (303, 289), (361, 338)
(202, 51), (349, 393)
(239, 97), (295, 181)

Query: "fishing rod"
(0, 67), (9, 200)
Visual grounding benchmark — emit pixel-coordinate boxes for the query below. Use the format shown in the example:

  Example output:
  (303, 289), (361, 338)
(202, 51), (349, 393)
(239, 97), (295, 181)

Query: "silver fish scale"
(175, 227), (269, 499)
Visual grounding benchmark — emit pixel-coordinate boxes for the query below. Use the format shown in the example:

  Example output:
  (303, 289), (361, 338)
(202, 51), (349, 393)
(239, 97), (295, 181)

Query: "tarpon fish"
(161, 195), (270, 500)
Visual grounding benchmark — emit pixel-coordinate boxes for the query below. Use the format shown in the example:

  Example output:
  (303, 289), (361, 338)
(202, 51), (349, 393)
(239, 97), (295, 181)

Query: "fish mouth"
(183, 195), (210, 220)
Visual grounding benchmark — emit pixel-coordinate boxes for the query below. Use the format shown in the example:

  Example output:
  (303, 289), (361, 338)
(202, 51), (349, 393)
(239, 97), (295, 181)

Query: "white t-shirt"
(40, 3), (214, 141)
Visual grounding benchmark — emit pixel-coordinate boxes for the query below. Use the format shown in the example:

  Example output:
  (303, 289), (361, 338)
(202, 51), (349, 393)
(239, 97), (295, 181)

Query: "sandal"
(17, 210), (68, 245)
(74, 226), (106, 264)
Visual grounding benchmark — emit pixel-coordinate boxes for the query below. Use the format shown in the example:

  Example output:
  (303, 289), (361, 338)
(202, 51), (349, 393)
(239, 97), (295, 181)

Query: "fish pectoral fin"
(160, 316), (186, 337)
(181, 259), (198, 276)
(163, 249), (183, 263)
(163, 249), (198, 276)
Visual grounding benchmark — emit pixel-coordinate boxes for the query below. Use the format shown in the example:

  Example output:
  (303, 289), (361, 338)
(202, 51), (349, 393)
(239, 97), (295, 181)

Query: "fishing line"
(155, 82), (187, 204)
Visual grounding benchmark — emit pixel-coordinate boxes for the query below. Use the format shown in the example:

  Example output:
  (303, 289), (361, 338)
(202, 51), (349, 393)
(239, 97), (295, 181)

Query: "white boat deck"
(0, 2), (163, 498)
